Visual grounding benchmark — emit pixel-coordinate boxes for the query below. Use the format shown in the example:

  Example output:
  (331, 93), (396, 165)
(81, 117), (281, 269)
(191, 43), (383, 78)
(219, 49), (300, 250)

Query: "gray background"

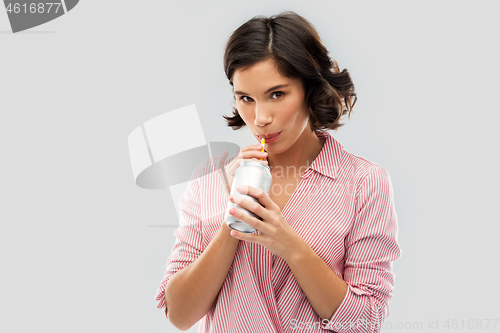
(1, 1), (499, 332)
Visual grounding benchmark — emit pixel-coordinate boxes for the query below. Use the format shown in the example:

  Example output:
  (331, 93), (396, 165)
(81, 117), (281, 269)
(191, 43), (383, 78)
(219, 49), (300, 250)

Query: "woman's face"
(232, 59), (311, 155)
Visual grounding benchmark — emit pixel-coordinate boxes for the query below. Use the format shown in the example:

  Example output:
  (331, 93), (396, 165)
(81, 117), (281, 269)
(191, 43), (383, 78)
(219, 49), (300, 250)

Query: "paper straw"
(259, 138), (265, 160)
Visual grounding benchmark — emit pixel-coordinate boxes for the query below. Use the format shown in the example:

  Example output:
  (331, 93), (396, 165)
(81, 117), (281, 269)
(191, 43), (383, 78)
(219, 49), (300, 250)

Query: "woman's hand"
(218, 144), (268, 195)
(227, 185), (310, 263)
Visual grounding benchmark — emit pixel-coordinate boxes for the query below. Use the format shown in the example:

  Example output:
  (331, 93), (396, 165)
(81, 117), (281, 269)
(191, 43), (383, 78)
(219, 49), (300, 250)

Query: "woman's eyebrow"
(234, 84), (289, 96)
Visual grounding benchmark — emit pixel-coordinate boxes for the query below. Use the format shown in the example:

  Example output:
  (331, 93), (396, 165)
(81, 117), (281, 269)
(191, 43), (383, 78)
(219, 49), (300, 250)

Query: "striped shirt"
(155, 131), (402, 333)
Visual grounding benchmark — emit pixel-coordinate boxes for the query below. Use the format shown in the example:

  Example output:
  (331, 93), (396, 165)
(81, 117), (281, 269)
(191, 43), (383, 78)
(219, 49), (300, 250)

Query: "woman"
(156, 11), (401, 333)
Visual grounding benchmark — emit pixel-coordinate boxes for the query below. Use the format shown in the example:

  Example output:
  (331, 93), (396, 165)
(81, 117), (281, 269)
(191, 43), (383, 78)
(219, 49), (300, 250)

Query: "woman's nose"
(254, 103), (272, 127)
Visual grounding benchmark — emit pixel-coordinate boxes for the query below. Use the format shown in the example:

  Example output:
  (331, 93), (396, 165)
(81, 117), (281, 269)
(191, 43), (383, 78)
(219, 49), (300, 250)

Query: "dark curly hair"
(223, 11), (357, 132)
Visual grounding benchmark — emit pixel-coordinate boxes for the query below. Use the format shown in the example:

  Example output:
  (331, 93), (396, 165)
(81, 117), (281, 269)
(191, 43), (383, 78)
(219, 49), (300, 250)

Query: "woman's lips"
(258, 132), (281, 140)
(258, 131), (282, 143)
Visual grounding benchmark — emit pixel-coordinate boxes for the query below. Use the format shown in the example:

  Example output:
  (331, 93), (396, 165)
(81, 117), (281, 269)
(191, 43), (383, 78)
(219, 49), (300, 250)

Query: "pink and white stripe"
(155, 131), (402, 333)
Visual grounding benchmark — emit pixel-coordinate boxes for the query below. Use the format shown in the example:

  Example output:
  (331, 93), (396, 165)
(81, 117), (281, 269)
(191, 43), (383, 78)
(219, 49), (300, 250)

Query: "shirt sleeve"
(321, 165), (402, 333)
(154, 175), (204, 318)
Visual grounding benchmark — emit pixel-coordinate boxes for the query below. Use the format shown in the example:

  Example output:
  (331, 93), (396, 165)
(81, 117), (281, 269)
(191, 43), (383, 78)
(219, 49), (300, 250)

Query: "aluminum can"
(224, 160), (272, 234)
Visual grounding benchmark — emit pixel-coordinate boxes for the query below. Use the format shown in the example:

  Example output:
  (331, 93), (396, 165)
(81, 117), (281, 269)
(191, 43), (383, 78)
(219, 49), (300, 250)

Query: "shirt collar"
(306, 131), (344, 180)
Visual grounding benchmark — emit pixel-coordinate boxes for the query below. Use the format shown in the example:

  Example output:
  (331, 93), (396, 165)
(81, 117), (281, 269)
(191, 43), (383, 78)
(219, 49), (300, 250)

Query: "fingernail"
(236, 186), (242, 191)
(229, 208), (236, 215)
(229, 195), (234, 202)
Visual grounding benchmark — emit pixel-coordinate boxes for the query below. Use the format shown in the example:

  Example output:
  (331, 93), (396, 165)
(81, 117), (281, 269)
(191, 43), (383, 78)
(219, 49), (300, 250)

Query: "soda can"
(224, 160), (272, 234)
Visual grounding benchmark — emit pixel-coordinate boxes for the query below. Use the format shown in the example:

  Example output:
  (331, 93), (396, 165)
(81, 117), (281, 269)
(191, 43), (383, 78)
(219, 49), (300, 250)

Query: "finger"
(241, 143), (265, 151)
(226, 149), (267, 180)
(227, 205), (267, 235)
(250, 158), (268, 165)
(227, 158), (244, 174)
(241, 150), (268, 160)
(241, 146), (268, 154)
(235, 185), (277, 210)
(229, 194), (274, 224)
(229, 229), (260, 243)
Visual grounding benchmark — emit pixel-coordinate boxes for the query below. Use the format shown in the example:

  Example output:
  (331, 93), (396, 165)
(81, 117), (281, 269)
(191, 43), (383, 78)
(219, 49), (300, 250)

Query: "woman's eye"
(271, 91), (284, 99)
(239, 92), (283, 102)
